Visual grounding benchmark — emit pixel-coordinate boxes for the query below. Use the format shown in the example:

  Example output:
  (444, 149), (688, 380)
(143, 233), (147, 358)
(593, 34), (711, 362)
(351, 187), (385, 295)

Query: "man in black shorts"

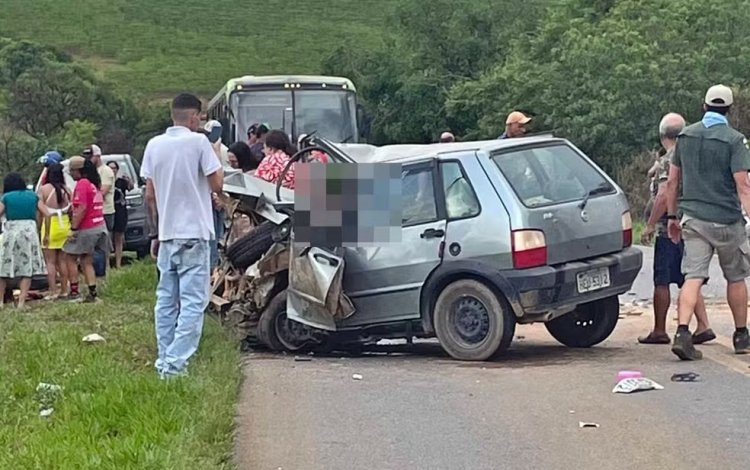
(639, 113), (714, 345)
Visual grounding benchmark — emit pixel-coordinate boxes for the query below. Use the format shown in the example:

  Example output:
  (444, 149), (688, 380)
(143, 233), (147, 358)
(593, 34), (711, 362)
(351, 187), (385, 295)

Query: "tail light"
(622, 211), (633, 248)
(512, 230), (547, 269)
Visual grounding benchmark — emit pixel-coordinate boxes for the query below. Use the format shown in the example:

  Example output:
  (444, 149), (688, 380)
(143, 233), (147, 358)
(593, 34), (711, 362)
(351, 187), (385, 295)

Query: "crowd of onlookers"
(0, 145), (134, 308)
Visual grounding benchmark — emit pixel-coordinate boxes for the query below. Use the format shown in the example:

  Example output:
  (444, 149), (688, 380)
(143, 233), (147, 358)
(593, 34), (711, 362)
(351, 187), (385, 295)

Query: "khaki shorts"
(63, 225), (111, 256)
(681, 218), (750, 283)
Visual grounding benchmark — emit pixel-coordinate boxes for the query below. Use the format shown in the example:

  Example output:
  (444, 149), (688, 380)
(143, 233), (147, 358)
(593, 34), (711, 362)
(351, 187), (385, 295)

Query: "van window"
(492, 145), (613, 207)
(401, 166), (438, 226)
(440, 161), (480, 219)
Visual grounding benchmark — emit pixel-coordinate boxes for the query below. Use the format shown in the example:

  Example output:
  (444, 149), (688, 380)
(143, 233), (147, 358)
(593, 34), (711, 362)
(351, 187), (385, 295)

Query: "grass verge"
(0, 262), (241, 469)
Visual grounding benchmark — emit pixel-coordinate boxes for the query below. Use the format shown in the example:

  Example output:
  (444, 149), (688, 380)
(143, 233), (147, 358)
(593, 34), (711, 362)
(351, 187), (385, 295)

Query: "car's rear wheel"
(433, 280), (515, 361)
(544, 296), (619, 348)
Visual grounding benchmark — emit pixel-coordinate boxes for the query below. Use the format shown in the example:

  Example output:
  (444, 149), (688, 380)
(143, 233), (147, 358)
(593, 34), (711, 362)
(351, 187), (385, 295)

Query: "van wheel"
(258, 291), (313, 352)
(545, 296), (619, 348)
(433, 280), (515, 361)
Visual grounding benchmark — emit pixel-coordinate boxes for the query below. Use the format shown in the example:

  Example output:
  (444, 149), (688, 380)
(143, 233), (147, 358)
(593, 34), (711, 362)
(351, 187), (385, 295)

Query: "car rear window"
(491, 144), (614, 207)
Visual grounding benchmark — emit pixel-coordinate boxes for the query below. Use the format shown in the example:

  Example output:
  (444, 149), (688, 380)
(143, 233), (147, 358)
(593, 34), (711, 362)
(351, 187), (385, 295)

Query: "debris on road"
(82, 333), (106, 343)
(352, 374), (363, 381)
(671, 372), (700, 382)
(579, 421), (600, 428)
(617, 370), (642, 381)
(612, 377), (664, 394)
(294, 356), (312, 362)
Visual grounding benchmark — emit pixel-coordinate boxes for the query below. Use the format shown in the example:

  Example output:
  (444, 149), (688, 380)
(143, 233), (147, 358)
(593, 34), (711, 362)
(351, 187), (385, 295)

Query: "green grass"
(0, 262), (241, 469)
(0, 0), (400, 98)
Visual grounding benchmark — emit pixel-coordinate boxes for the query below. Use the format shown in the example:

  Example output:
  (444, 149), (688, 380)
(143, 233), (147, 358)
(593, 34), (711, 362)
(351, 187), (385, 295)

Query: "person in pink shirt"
(62, 156), (110, 302)
(255, 130), (297, 189)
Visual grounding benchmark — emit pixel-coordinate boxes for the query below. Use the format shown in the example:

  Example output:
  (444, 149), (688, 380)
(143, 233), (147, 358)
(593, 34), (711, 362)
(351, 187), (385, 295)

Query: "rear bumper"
(502, 247), (643, 320)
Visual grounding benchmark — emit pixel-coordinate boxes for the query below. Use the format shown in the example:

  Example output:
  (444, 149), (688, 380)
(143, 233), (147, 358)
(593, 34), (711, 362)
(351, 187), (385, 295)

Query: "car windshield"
(492, 144), (613, 207)
(233, 89), (356, 143)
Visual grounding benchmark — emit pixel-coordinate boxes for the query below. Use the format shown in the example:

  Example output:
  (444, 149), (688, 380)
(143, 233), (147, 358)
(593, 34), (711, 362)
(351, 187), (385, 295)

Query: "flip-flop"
(692, 329), (716, 345)
(638, 333), (671, 344)
(671, 372), (700, 382)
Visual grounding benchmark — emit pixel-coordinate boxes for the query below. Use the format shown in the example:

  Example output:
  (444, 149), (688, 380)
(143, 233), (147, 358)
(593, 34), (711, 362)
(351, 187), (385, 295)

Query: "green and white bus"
(206, 75), (366, 145)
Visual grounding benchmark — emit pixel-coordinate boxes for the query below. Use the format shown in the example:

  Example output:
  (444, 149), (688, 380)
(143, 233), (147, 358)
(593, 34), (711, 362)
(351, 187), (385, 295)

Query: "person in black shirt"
(107, 161), (133, 268)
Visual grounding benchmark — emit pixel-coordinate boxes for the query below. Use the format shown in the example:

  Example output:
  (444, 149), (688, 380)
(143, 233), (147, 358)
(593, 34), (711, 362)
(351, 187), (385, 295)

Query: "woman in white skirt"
(0, 173), (49, 309)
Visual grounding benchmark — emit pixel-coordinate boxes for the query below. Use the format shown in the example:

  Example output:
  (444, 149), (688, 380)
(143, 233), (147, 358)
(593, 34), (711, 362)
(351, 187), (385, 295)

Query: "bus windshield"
(232, 89), (357, 143)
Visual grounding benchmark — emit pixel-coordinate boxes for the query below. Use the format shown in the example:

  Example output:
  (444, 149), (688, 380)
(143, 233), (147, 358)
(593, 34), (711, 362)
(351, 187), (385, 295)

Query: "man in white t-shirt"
(141, 93), (224, 379)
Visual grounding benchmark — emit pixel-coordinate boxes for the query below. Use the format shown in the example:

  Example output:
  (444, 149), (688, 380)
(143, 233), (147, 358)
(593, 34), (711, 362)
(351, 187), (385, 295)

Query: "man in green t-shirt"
(665, 84), (750, 360)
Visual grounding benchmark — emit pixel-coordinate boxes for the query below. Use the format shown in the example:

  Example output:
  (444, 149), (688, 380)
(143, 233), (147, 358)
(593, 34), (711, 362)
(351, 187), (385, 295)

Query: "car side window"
(401, 165), (438, 226)
(440, 161), (480, 219)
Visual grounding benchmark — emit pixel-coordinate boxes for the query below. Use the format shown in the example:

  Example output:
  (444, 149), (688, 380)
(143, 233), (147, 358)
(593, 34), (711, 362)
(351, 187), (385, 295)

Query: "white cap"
(705, 84), (733, 107)
(204, 120), (222, 132)
(89, 144), (102, 157)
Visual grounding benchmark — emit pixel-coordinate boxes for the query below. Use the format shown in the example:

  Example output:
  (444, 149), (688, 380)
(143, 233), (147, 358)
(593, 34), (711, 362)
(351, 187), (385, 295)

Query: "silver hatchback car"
(255, 136), (643, 361)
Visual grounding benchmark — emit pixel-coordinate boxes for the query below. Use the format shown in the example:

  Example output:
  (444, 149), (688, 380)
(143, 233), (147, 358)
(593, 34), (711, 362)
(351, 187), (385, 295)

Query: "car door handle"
(420, 228), (445, 239)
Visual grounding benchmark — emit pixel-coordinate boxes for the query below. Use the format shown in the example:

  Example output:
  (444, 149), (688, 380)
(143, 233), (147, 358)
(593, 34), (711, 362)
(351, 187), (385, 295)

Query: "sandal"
(638, 332), (671, 344)
(692, 329), (716, 345)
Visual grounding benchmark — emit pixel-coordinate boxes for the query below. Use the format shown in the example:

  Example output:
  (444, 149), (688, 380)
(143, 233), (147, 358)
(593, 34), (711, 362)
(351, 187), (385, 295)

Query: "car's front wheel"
(433, 280), (515, 361)
(544, 296), (619, 348)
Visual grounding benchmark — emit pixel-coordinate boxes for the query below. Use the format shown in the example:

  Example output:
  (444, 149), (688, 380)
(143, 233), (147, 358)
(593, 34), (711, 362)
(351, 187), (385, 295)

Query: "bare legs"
(113, 232), (124, 268)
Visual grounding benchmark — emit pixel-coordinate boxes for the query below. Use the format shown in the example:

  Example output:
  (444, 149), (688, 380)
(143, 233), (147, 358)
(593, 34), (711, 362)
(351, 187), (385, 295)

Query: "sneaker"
(733, 329), (750, 355)
(671, 330), (703, 361)
(65, 293), (81, 302)
(81, 295), (101, 304)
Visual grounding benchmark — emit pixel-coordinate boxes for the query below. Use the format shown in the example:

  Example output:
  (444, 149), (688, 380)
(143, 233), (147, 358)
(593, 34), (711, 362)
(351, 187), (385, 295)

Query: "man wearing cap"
(83, 145), (116, 234)
(665, 84), (750, 360)
(499, 111), (532, 139)
(439, 131), (456, 143)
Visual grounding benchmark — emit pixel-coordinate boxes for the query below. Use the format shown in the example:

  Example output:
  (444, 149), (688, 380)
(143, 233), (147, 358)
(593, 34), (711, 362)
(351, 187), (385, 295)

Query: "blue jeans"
(155, 239), (210, 377)
(210, 209), (225, 268)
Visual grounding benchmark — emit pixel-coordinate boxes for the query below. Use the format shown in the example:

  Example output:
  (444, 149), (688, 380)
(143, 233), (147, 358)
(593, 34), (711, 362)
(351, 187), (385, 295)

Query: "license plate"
(576, 267), (611, 294)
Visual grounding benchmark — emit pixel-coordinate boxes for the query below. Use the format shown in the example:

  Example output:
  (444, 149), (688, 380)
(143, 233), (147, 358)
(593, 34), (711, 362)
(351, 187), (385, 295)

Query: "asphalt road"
(235, 311), (750, 470)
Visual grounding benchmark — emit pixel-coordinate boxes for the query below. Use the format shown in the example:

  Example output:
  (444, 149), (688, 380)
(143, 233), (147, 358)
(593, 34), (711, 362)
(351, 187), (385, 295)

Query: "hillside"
(0, 0), (399, 98)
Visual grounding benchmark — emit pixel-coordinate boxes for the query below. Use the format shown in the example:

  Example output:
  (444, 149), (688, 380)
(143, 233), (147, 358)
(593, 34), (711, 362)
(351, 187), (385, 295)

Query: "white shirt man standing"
(141, 93), (224, 379)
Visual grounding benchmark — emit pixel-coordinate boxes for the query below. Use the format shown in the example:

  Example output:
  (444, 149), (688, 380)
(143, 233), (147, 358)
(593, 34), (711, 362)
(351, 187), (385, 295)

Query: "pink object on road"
(617, 370), (643, 381)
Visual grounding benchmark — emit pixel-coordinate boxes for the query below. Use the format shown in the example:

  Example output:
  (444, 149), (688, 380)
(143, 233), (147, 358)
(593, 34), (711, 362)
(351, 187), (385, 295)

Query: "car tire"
(226, 221), (275, 271)
(544, 296), (619, 348)
(258, 290), (313, 352)
(433, 280), (515, 361)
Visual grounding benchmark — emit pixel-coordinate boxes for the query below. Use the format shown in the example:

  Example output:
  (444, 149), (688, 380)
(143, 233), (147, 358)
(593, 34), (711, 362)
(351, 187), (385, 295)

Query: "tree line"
(0, 38), (170, 179)
(325, 0), (750, 179)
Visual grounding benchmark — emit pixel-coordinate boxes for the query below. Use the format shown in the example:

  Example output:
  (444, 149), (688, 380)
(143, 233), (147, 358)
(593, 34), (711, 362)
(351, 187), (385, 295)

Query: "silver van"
(241, 136), (643, 361)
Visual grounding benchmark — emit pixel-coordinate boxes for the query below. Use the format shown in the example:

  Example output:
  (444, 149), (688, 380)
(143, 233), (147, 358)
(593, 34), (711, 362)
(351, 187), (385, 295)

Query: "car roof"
(335, 136), (566, 164)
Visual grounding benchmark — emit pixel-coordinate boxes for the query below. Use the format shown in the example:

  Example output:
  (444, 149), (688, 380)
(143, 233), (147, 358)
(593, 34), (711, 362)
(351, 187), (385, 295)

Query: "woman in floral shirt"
(255, 130), (297, 189)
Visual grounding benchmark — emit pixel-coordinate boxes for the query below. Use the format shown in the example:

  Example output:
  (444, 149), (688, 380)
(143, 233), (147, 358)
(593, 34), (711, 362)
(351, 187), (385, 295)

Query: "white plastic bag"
(612, 377), (664, 394)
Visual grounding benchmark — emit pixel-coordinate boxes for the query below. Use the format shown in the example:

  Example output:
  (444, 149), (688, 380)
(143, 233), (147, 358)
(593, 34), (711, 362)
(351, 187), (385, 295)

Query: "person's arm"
(0, 200), (5, 219)
(145, 178), (158, 239)
(37, 200), (51, 243)
(199, 136), (224, 193)
(730, 135), (750, 215)
(100, 173), (113, 196)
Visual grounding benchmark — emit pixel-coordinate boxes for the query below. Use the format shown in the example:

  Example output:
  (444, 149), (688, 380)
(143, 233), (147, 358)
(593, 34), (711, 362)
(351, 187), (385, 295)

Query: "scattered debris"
(613, 377), (664, 394)
(579, 422), (600, 428)
(294, 356), (312, 362)
(352, 374), (363, 381)
(569, 410), (575, 414)
(516, 335), (526, 340)
(82, 333), (106, 343)
(36, 383), (62, 419)
(671, 372), (700, 382)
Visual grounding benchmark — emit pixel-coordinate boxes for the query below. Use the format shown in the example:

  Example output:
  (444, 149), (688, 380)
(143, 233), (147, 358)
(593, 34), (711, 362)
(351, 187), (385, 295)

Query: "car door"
(341, 159), (447, 327)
